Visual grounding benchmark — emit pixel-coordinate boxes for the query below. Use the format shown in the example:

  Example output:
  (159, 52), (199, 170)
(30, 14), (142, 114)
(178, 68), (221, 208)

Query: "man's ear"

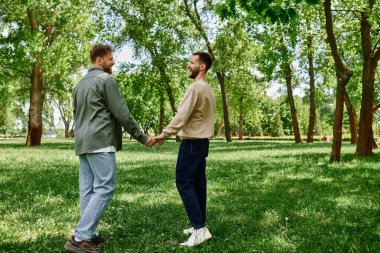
(96, 56), (103, 65)
(200, 63), (206, 71)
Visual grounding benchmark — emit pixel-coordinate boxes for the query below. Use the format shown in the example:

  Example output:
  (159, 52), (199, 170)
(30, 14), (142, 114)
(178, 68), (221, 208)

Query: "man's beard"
(188, 67), (199, 79)
(103, 66), (112, 74)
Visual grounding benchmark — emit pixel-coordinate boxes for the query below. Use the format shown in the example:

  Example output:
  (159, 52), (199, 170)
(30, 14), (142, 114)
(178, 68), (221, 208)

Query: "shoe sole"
(64, 242), (84, 253)
(180, 235), (212, 247)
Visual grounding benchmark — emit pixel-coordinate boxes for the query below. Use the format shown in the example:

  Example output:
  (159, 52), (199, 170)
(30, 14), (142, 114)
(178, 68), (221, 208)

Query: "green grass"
(0, 138), (380, 252)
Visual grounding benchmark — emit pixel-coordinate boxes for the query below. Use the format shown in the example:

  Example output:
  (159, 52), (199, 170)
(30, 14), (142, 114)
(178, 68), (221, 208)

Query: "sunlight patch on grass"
(270, 234), (296, 252)
(2, 206), (76, 243)
(314, 176), (334, 183)
(285, 172), (314, 180)
(333, 195), (379, 210)
(116, 189), (179, 206)
(295, 207), (331, 223)
(34, 194), (66, 206)
(260, 209), (280, 229)
(208, 182), (229, 197)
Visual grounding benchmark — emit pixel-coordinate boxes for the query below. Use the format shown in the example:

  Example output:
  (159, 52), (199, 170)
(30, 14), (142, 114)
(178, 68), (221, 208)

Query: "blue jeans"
(176, 139), (209, 229)
(73, 152), (116, 240)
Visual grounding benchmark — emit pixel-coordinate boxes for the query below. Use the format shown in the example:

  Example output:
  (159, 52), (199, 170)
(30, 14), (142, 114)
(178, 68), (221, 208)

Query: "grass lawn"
(0, 138), (379, 252)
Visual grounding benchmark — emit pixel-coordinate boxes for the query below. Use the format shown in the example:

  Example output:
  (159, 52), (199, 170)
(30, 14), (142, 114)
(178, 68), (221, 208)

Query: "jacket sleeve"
(103, 77), (148, 145)
(72, 88), (76, 119)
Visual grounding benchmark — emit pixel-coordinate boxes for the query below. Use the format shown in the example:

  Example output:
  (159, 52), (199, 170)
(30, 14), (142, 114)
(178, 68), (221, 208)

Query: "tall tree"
(0, 0), (96, 146)
(280, 33), (302, 143)
(183, 0), (232, 142)
(344, 89), (358, 144)
(305, 16), (317, 143)
(271, 111), (285, 137)
(213, 19), (262, 140)
(218, 0), (303, 143)
(52, 95), (73, 138)
(323, 0), (353, 162)
(356, 0), (380, 156)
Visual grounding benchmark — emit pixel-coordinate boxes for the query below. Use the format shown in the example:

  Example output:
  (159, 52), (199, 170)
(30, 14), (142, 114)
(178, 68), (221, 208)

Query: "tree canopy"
(1, 0), (380, 161)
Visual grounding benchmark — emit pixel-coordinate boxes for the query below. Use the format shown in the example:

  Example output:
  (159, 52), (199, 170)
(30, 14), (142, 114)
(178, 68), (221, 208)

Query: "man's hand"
(153, 133), (165, 150)
(145, 136), (156, 147)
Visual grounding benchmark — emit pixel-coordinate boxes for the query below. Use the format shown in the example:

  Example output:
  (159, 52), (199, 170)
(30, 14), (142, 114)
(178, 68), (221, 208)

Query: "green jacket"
(73, 66), (148, 155)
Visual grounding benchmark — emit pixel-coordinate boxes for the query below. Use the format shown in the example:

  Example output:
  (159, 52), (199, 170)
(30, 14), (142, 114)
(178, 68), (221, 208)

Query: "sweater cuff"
(162, 129), (172, 138)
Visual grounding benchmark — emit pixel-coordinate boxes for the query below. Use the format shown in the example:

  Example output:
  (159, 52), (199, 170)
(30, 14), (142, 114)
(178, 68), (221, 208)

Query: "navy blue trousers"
(176, 139), (209, 229)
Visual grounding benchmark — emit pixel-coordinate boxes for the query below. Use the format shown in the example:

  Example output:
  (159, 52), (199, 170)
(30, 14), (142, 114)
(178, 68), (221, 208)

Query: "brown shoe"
(91, 234), (106, 246)
(64, 236), (101, 253)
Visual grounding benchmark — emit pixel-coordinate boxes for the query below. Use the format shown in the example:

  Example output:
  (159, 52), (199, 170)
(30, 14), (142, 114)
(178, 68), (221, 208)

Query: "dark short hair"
(90, 44), (113, 63)
(192, 51), (213, 71)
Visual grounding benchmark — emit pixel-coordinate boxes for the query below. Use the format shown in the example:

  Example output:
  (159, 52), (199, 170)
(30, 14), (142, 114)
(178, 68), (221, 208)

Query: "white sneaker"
(183, 227), (194, 235)
(180, 227), (212, 247)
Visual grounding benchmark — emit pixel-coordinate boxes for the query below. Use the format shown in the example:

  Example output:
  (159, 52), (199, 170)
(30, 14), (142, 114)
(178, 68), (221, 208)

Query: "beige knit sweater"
(162, 79), (215, 139)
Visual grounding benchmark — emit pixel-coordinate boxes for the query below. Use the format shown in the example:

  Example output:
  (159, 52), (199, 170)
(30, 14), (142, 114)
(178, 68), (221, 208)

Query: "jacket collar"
(88, 65), (104, 72)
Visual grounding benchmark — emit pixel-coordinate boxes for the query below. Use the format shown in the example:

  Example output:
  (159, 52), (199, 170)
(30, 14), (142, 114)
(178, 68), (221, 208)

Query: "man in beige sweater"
(155, 52), (215, 247)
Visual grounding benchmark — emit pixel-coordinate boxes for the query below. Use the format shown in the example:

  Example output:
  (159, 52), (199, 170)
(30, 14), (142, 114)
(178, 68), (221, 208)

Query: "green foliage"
(117, 64), (164, 134)
(218, 0), (298, 23)
(0, 0), (98, 138)
(1, 139), (380, 252)
(314, 110), (324, 135)
(1, 0), (375, 144)
(245, 112), (264, 136)
(105, 0), (195, 133)
(271, 112), (284, 137)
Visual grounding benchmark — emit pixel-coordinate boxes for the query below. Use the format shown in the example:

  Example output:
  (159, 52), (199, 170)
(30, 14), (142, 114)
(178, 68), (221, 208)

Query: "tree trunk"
(157, 66), (177, 116)
(324, 0), (353, 162)
(372, 130), (378, 149)
(147, 46), (178, 118)
(216, 72), (232, 142)
(159, 94), (165, 134)
(26, 9), (44, 146)
(306, 35), (316, 143)
(64, 121), (70, 138)
(285, 63), (302, 143)
(165, 85), (177, 117)
(356, 68), (376, 155)
(217, 116), (224, 137)
(330, 79), (349, 162)
(344, 89), (358, 144)
(69, 122), (75, 138)
(356, 10), (378, 156)
(26, 63), (44, 146)
(55, 101), (71, 139)
(238, 98), (244, 140)
(155, 64), (180, 141)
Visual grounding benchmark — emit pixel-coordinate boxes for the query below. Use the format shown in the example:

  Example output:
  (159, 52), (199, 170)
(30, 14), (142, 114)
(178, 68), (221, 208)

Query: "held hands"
(153, 133), (165, 150)
(145, 136), (156, 147)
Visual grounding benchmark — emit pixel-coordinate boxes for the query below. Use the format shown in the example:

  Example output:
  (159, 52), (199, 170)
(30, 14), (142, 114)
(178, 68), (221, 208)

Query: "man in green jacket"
(64, 44), (155, 253)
